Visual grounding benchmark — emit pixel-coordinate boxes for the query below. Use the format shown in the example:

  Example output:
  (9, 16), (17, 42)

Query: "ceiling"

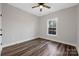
(9, 3), (78, 16)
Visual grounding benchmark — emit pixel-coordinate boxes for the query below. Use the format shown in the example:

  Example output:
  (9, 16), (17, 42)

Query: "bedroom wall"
(77, 4), (79, 54)
(0, 3), (2, 43)
(0, 3), (2, 55)
(39, 5), (77, 46)
(2, 4), (39, 47)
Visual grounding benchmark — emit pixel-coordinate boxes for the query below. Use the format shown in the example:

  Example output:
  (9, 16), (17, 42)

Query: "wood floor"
(1, 38), (78, 56)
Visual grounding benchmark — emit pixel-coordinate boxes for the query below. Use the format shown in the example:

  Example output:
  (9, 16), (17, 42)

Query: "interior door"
(0, 3), (2, 55)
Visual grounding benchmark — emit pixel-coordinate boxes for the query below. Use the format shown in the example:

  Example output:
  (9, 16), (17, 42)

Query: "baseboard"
(2, 36), (38, 48)
(39, 37), (76, 47)
(2, 36), (77, 48)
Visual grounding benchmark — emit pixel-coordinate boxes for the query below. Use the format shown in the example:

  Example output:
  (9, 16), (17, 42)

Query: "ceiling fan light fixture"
(39, 5), (43, 8)
(32, 3), (51, 12)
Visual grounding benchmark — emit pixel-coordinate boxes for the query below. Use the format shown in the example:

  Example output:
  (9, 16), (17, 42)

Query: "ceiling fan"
(32, 3), (51, 12)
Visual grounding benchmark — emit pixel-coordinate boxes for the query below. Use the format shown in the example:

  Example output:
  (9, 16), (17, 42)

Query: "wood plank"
(1, 38), (78, 56)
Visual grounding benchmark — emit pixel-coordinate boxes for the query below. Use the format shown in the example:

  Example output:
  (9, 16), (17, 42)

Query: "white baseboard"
(2, 36), (77, 49)
(2, 36), (38, 48)
(40, 37), (76, 47)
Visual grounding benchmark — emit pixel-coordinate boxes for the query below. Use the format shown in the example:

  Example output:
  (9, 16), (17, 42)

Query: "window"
(47, 18), (57, 36)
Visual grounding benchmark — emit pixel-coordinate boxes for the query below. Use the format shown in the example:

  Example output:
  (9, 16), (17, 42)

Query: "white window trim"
(47, 18), (58, 36)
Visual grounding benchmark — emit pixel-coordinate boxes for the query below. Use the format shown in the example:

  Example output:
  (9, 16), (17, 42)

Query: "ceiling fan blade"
(40, 8), (42, 12)
(43, 4), (51, 9)
(32, 5), (39, 8)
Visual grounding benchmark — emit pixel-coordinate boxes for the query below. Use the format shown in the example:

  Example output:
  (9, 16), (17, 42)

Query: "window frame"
(47, 18), (58, 36)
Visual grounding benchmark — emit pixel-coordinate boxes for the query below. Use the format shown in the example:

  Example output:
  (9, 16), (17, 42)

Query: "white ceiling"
(9, 3), (78, 16)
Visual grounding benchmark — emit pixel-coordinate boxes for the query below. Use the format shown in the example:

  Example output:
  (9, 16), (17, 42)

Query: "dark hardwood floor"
(1, 38), (78, 56)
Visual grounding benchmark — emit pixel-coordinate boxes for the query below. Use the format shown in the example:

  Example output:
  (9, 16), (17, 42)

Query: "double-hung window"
(47, 18), (57, 36)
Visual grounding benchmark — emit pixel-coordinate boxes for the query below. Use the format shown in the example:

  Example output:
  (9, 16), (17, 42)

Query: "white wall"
(39, 6), (77, 46)
(77, 4), (79, 54)
(2, 4), (39, 47)
(0, 3), (2, 55)
(0, 3), (2, 43)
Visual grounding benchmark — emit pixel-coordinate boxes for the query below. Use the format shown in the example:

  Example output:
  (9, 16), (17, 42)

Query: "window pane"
(52, 20), (56, 28)
(48, 28), (56, 35)
(49, 20), (56, 28)
(48, 19), (57, 35)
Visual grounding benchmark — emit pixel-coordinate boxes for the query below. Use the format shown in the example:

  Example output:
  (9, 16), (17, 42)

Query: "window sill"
(47, 34), (57, 36)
